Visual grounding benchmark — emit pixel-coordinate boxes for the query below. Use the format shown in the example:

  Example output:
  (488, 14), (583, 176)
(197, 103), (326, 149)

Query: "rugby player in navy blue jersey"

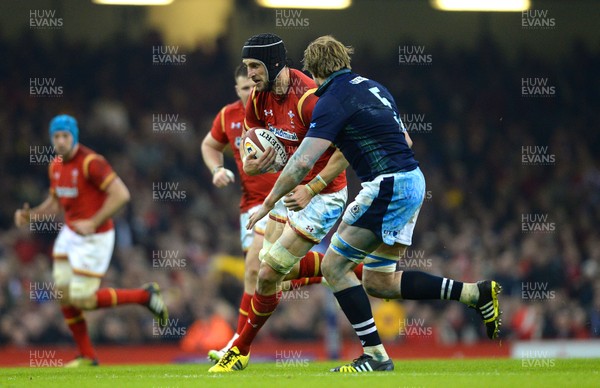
(248, 36), (502, 373)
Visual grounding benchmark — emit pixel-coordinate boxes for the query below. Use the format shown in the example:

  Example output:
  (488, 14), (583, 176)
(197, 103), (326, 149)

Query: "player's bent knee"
(362, 269), (400, 299)
(260, 240), (302, 275)
(69, 276), (101, 310)
(362, 275), (387, 298)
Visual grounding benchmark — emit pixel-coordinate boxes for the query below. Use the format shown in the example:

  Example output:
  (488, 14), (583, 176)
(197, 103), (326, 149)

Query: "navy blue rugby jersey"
(306, 70), (418, 182)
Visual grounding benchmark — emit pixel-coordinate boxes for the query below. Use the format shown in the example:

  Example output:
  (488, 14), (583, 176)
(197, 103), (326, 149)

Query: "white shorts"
(269, 187), (348, 244)
(240, 204), (269, 252)
(52, 225), (115, 289)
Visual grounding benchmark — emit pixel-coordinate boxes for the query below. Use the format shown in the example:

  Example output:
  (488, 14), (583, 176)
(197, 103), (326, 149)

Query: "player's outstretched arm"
(14, 194), (60, 228)
(246, 137), (331, 230)
(201, 133), (234, 188)
(283, 147), (348, 211)
(71, 177), (130, 236)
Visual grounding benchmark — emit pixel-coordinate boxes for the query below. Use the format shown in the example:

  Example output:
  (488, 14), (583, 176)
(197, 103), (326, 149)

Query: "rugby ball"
(244, 127), (288, 172)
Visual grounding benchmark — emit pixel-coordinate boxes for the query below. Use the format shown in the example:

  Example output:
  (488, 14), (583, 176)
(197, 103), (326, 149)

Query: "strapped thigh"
(330, 232), (369, 264)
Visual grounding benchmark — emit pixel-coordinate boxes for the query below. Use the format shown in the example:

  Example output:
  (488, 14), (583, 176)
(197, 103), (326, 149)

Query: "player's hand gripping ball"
(243, 128), (288, 173)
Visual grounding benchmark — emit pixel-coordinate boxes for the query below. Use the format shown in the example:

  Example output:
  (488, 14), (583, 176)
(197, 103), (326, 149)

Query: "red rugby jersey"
(244, 69), (346, 194)
(210, 100), (279, 212)
(49, 145), (116, 233)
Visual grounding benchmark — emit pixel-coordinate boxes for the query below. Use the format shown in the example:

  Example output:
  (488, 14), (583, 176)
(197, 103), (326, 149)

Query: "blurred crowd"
(0, 29), (599, 350)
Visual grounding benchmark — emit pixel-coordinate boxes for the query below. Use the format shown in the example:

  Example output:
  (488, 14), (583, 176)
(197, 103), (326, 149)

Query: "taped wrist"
(305, 175), (327, 197)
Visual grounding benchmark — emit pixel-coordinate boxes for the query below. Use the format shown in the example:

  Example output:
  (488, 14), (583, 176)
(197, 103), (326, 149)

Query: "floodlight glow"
(431, 0), (530, 12)
(257, 0), (351, 10)
(92, 0), (173, 6)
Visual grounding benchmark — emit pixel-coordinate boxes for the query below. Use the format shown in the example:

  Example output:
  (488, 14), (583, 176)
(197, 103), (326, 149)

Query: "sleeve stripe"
(219, 106), (227, 133)
(99, 172), (117, 191)
(82, 154), (101, 180)
(297, 88), (318, 127)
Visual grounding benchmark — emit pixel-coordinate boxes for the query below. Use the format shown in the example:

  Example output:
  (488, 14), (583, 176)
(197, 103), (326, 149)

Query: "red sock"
(95, 288), (150, 308)
(61, 306), (96, 360)
(232, 291), (281, 355)
(297, 251), (324, 277)
(354, 263), (364, 280)
(289, 277), (322, 289)
(236, 292), (252, 334)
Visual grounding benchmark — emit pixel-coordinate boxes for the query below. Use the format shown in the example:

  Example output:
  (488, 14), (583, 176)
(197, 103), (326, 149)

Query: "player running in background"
(247, 35), (502, 373)
(209, 33), (350, 373)
(201, 65), (323, 362)
(14, 115), (168, 367)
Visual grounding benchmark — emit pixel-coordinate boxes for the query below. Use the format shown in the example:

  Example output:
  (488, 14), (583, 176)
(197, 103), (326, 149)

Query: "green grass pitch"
(2, 359), (598, 387)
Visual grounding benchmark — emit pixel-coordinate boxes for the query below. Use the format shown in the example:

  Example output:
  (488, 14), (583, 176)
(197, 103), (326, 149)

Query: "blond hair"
(303, 35), (353, 79)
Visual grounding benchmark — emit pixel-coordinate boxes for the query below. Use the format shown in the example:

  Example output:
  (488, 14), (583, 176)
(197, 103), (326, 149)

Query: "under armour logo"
(264, 109), (273, 116)
(306, 226), (314, 233)
(231, 122), (241, 129)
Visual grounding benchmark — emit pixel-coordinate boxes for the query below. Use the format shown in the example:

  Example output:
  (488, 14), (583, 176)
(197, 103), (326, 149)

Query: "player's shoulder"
(77, 144), (100, 159)
(223, 99), (244, 113)
(77, 145), (109, 167)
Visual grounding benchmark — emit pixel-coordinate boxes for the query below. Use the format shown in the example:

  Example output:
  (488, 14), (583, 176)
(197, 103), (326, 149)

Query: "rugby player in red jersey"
(14, 115), (168, 367)
(209, 33), (350, 373)
(202, 65), (330, 362)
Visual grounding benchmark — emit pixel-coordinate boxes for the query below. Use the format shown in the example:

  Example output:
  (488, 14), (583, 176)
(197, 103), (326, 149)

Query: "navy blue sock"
(333, 285), (381, 347)
(400, 271), (463, 301)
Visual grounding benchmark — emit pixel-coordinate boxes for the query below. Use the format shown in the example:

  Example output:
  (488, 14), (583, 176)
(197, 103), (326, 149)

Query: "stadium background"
(1, 0), (599, 364)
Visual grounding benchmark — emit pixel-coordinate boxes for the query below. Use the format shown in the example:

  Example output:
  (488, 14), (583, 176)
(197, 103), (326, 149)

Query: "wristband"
(212, 165), (223, 175)
(306, 175), (327, 197)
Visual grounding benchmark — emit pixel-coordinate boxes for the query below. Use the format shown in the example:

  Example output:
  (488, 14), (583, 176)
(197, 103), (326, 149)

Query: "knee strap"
(258, 239), (274, 263)
(330, 232), (369, 264)
(364, 252), (398, 273)
(262, 240), (302, 275)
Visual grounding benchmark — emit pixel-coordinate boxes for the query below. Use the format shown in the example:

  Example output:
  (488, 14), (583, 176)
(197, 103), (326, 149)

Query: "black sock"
(333, 285), (381, 347)
(400, 271), (463, 301)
